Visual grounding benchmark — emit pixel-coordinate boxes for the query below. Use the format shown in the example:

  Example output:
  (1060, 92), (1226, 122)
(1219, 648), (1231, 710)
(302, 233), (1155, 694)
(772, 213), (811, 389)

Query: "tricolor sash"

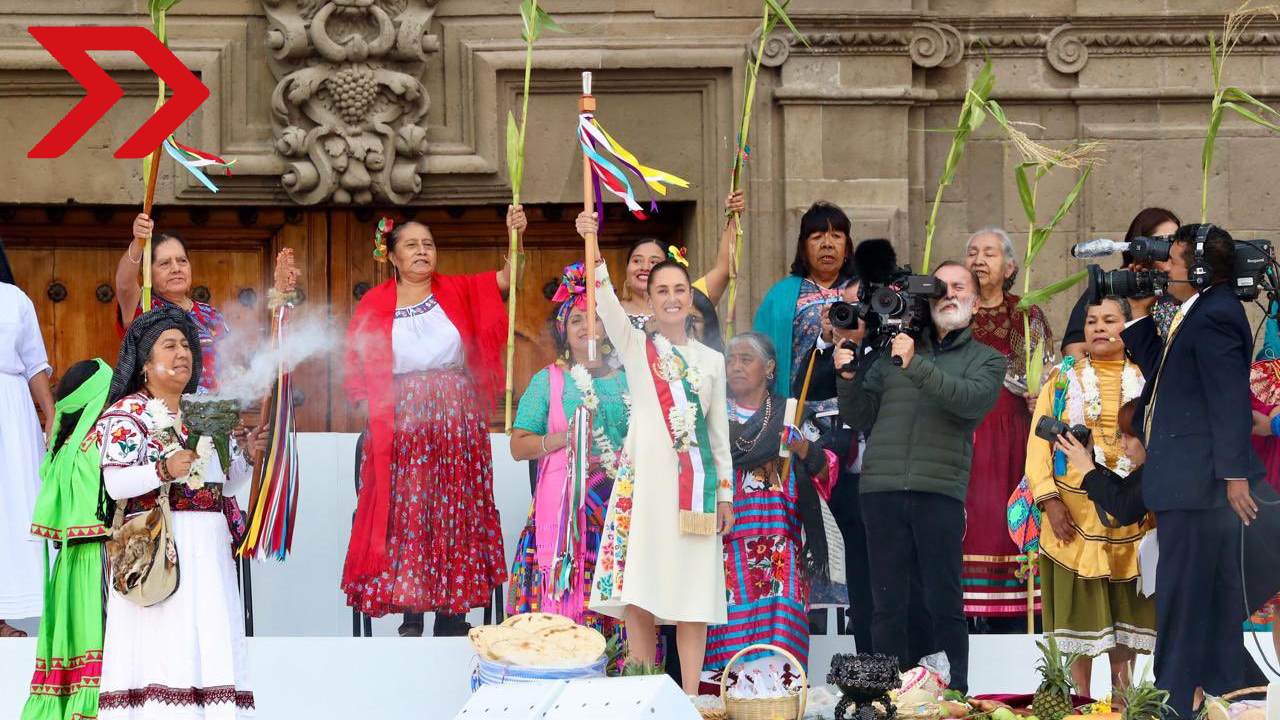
(645, 339), (717, 535)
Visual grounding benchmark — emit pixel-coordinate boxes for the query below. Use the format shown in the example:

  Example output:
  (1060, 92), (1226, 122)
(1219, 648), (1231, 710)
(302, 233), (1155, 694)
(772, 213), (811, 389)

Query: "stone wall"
(2, 0), (1278, 334)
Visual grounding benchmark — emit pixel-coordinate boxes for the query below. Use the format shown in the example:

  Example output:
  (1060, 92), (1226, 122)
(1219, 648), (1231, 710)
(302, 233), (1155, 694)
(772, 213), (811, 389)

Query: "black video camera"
(1034, 415), (1091, 445)
(1085, 237), (1276, 305)
(847, 239), (945, 367)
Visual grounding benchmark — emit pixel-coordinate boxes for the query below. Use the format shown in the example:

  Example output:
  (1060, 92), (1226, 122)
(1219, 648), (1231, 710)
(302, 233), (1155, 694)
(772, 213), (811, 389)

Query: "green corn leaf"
(764, 0), (811, 48)
(1224, 101), (1280, 132)
(519, 0), (540, 42)
(1203, 103), (1224, 174)
(1016, 269), (1087, 311)
(984, 98), (1011, 130)
(1026, 337), (1046, 397)
(1015, 164), (1035, 225)
(506, 111), (523, 195)
(1221, 86), (1280, 117)
(1209, 32), (1222, 89)
(1040, 164), (1093, 238)
(535, 6), (570, 35)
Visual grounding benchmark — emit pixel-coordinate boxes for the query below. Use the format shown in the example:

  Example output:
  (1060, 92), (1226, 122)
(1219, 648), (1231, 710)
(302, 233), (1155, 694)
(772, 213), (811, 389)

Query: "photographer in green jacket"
(834, 260), (1006, 693)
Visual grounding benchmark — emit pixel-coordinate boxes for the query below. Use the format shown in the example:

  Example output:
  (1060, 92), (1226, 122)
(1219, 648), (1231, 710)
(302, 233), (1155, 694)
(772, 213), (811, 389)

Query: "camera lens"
(830, 301), (860, 330)
(870, 287), (905, 317)
(1128, 236), (1172, 265)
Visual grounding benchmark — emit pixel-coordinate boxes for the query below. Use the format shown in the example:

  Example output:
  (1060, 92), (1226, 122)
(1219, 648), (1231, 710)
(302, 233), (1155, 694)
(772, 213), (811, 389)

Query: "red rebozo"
(340, 272), (507, 586)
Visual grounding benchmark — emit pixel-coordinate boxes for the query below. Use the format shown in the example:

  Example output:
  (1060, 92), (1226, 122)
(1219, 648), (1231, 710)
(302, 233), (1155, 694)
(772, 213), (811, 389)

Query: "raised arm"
(495, 205), (528, 299)
(575, 211), (642, 358)
(695, 190), (745, 304)
(901, 347), (1006, 421)
(116, 213), (150, 330)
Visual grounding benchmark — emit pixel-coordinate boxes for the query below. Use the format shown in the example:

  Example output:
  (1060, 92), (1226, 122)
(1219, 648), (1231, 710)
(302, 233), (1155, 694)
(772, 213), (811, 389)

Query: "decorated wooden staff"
(238, 249), (302, 561)
(779, 347), (819, 483)
(577, 71), (690, 357)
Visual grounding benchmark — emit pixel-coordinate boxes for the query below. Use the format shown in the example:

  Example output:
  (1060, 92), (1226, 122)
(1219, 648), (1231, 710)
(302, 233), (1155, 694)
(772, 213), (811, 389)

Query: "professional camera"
(1034, 415), (1092, 445)
(1085, 237), (1276, 305)
(847, 239), (945, 366)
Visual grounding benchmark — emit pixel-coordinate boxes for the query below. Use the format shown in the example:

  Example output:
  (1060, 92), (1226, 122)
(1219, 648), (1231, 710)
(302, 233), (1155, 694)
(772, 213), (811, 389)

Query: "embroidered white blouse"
(391, 295), (464, 374)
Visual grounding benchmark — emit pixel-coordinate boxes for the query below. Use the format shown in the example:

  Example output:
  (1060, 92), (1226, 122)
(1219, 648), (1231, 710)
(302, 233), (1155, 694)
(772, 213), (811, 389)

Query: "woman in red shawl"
(342, 207), (526, 637)
(962, 226), (1052, 630)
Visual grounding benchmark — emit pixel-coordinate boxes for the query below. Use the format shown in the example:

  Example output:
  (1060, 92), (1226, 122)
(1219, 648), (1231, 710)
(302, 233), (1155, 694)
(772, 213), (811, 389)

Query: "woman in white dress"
(575, 211), (735, 695)
(0, 279), (55, 637)
(94, 306), (266, 719)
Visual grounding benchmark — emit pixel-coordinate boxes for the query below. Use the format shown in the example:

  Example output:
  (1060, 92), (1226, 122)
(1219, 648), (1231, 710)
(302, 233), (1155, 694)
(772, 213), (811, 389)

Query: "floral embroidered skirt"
(963, 389), (1039, 618)
(344, 370), (506, 616)
(508, 468), (623, 644)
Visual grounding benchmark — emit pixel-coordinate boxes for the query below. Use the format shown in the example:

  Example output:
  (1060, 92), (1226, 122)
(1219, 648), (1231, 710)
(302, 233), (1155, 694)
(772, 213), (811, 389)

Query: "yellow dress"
(1026, 359), (1157, 656)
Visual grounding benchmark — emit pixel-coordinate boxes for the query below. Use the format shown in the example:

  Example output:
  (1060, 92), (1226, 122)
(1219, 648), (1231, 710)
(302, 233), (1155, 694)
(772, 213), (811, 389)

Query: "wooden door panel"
(50, 247), (117, 382)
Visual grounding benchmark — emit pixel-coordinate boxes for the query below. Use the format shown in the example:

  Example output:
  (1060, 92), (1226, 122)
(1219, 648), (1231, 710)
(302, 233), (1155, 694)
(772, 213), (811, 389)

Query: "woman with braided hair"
(93, 306), (268, 719)
(507, 261), (630, 647)
(342, 207), (527, 637)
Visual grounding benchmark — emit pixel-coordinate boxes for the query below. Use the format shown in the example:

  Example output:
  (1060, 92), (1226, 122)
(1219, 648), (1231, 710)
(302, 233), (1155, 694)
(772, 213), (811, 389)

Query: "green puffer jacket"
(837, 326), (1006, 503)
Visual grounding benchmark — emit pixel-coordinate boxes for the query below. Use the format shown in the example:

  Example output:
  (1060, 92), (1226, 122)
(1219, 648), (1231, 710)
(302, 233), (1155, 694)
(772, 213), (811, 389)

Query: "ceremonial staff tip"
(582, 71), (592, 95)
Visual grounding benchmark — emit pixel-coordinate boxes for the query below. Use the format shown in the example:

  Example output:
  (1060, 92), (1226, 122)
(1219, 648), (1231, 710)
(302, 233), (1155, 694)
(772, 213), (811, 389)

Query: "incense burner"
(179, 395), (242, 475)
(828, 653), (900, 720)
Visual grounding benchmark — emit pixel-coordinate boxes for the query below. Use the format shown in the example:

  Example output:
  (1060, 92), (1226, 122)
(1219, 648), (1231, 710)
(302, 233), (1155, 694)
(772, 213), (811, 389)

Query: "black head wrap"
(0, 239), (16, 286)
(109, 305), (203, 404)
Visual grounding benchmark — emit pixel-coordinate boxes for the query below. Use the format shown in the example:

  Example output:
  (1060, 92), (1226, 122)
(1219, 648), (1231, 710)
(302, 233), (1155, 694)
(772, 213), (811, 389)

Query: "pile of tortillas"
(469, 612), (606, 668)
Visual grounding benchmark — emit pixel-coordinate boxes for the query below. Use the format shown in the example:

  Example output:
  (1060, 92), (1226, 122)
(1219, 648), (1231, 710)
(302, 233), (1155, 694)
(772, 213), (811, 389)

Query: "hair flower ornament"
(372, 217), (394, 263)
(667, 245), (689, 268)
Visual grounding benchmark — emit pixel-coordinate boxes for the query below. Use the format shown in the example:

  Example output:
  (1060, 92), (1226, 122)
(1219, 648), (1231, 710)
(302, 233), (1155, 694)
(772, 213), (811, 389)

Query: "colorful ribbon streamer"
(237, 303), (300, 561)
(577, 112), (689, 224)
(1050, 355), (1075, 477)
(551, 405), (593, 598)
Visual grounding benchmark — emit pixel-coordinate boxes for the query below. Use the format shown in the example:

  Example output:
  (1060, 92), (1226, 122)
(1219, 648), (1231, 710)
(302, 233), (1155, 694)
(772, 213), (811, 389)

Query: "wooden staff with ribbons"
(580, 72), (598, 362)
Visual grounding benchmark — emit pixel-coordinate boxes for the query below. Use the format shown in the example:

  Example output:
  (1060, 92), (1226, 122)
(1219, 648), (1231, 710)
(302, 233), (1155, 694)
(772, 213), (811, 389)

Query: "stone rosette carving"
(262, 0), (438, 204)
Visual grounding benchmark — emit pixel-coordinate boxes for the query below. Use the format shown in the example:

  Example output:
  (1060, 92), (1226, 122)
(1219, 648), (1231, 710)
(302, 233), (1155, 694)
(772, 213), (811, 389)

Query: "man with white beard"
(833, 260), (1006, 693)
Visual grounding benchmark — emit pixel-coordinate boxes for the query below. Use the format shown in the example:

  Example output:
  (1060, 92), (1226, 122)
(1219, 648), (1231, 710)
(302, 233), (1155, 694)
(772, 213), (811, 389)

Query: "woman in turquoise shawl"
(22, 359), (113, 720)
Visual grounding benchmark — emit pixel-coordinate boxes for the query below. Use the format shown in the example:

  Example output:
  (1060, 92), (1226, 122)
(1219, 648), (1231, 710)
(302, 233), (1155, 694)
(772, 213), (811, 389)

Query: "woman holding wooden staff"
(576, 210), (733, 695)
(341, 209), (525, 638)
(115, 214), (229, 393)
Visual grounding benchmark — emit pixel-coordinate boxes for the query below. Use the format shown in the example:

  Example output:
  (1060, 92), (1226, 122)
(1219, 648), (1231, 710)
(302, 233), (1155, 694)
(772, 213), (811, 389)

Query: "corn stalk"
(504, 1), (567, 433)
(984, 101), (1102, 394)
(724, 0), (809, 335)
(1201, 3), (1280, 222)
(921, 59), (996, 272)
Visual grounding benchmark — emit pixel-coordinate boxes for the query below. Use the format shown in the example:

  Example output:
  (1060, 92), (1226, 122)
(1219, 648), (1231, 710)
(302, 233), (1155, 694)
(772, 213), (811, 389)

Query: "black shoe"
(398, 620), (424, 637)
(433, 613), (473, 637)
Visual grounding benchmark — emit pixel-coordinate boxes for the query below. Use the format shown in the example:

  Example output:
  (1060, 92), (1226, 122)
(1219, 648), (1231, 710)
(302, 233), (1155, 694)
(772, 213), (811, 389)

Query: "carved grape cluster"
(326, 66), (378, 126)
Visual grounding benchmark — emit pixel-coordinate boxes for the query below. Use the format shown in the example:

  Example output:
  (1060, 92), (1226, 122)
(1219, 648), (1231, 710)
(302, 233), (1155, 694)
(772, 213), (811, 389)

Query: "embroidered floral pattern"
(394, 295), (440, 319)
(594, 458), (634, 602)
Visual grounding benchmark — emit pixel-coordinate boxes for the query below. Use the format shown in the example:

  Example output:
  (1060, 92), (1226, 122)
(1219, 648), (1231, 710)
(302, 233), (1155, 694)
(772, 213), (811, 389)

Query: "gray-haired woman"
(704, 332), (835, 675)
(962, 227), (1053, 627)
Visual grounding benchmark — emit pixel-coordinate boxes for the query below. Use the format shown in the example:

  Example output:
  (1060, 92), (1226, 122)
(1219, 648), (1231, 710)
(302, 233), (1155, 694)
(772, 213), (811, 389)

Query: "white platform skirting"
(2, 433), (1276, 717)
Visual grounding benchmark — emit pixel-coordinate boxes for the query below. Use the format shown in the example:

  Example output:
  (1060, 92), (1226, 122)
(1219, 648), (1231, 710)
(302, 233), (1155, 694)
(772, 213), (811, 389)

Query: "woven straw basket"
(719, 643), (809, 720)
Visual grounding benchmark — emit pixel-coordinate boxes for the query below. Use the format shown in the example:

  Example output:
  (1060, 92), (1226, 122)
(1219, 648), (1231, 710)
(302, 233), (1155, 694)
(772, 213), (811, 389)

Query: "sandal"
(0, 621), (28, 638)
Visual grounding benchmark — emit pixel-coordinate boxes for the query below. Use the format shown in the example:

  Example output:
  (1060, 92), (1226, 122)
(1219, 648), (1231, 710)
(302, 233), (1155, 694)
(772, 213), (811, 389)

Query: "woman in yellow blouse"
(1027, 297), (1156, 697)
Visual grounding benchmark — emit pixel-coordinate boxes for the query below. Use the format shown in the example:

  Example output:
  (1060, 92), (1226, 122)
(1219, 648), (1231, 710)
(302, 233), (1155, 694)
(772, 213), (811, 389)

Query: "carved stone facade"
(3, 1), (1280, 330)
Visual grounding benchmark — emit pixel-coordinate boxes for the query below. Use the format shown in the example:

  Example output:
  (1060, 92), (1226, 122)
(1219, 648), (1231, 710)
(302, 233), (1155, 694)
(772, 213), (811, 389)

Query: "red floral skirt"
(962, 388), (1039, 618)
(343, 369), (506, 616)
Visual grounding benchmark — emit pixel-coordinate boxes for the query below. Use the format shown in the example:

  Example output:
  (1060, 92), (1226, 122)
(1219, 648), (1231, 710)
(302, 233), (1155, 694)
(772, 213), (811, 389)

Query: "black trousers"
(861, 491), (969, 693)
(826, 426), (875, 651)
(1153, 507), (1249, 718)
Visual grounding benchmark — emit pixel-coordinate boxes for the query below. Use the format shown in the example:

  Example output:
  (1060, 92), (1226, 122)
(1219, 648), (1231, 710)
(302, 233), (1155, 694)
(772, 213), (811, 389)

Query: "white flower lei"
(1076, 358), (1144, 476)
(652, 334), (703, 392)
(568, 364), (632, 484)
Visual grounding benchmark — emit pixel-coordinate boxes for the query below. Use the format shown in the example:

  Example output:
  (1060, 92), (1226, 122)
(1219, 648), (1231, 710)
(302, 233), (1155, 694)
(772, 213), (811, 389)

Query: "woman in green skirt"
(1026, 298), (1156, 698)
(22, 359), (114, 720)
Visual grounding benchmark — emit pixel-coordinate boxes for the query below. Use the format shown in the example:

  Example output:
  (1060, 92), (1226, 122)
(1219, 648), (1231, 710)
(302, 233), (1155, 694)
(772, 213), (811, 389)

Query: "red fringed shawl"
(341, 273), (507, 586)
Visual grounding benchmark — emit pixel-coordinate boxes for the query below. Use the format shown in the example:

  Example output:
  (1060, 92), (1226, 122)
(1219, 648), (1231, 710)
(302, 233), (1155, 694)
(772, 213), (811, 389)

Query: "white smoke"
(207, 307), (341, 405)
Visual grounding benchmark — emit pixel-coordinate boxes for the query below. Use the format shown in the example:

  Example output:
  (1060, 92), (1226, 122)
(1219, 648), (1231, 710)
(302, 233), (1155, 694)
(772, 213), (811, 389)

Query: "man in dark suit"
(1121, 223), (1265, 718)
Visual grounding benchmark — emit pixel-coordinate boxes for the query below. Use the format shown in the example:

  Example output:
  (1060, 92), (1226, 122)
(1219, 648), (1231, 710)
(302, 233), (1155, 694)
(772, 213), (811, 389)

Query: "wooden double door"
(0, 204), (686, 431)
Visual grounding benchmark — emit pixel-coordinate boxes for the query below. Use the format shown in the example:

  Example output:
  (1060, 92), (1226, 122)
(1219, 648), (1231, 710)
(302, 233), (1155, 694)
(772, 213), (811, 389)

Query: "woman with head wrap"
(93, 306), (267, 719)
(115, 214), (229, 393)
(342, 207), (525, 638)
(0, 269), (56, 637)
(704, 332), (834, 678)
(507, 261), (630, 647)
(22, 360), (112, 720)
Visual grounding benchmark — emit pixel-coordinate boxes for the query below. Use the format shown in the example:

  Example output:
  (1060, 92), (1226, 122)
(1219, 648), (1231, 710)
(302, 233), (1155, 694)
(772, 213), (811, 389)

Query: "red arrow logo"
(27, 26), (210, 159)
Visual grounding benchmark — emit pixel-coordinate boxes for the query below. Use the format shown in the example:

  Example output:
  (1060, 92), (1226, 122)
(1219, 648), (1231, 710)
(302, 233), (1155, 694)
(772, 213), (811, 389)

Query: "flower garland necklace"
(568, 364), (631, 483)
(1075, 358), (1143, 476)
(652, 334), (704, 452)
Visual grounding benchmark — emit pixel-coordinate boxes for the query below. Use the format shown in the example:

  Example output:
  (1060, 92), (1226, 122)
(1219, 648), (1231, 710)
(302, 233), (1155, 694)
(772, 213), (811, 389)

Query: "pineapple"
(1032, 637), (1080, 720)
(1116, 669), (1172, 720)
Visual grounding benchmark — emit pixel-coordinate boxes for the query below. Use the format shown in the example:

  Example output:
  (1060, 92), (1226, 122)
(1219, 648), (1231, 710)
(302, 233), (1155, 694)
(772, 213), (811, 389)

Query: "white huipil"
(0, 283), (50, 619)
(96, 393), (254, 719)
(589, 266), (733, 625)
